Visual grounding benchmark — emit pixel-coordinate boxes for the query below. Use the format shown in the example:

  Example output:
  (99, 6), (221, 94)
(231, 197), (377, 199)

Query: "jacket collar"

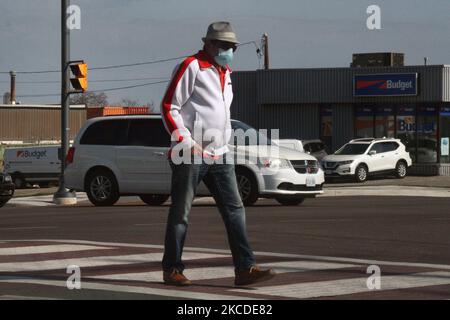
(194, 50), (232, 73)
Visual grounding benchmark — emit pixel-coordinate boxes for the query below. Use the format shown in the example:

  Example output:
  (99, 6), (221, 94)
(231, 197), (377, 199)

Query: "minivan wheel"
(235, 168), (259, 206)
(85, 170), (119, 206)
(275, 196), (305, 206)
(395, 161), (408, 179)
(139, 194), (169, 206)
(355, 165), (368, 183)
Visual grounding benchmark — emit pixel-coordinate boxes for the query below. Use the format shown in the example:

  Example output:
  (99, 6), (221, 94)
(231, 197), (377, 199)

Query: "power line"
(90, 56), (187, 71)
(16, 79), (170, 98)
(0, 76), (170, 84)
(1, 41), (259, 75)
(93, 80), (169, 92)
(0, 55), (188, 75)
(9, 42), (261, 98)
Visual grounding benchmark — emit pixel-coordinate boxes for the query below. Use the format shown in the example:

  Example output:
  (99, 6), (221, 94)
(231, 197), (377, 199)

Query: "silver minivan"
(65, 115), (325, 207)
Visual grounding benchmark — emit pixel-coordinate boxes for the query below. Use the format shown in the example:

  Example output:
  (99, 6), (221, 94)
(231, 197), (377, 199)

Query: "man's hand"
(191, 143), (204, 156)
(191, 143), (220, 160)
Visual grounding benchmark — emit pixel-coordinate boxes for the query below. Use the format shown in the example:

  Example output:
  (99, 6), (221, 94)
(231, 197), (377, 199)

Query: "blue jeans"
(162, 158), (256, 272)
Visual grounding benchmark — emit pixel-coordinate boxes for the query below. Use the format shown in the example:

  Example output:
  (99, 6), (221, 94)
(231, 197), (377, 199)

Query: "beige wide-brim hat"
(202, 21), (240, 44)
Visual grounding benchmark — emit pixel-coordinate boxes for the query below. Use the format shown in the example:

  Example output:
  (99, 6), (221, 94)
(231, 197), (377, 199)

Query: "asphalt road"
(1, 196), (450, 300)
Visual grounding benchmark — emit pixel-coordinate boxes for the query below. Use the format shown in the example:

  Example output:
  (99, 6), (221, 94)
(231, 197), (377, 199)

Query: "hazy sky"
(1, 0), (449, 108)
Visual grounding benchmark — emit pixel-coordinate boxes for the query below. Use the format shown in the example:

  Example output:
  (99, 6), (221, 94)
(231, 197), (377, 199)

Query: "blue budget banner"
(354, 73), (418, 97)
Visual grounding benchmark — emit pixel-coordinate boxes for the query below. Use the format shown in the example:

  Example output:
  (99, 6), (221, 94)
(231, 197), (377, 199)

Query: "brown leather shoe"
(163, 269), (192, 286)
(235, 265), (276, 286)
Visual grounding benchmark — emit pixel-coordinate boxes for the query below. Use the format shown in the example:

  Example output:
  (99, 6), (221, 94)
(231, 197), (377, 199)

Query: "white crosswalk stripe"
(0, 252), (229, 273)
(232, 271), (450, 299)
(0, 244), (112, 256)
(0, 295), (58, 300)
(1, 239), (450, 299)
(90, 260), (356, 282)
(0, 277), (253, 300)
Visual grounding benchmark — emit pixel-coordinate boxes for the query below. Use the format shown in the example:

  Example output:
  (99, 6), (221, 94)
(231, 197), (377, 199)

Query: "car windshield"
(231, 120), (273, 146)
(335, 143), (369, 155)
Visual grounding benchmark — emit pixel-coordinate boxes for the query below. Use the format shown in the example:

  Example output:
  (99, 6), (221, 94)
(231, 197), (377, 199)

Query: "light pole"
(53, 0), (77, 205)
(9, 71), (16, 104)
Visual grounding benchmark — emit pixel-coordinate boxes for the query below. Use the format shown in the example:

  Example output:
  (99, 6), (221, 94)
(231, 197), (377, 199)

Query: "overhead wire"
(16, 79), (170, 98)
(4, 41), (262, 99)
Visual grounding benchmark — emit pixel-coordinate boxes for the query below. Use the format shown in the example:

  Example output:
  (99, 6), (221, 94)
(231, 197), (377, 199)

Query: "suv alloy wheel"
(355, 164), (368, 183)
(395, 161), (407, 179)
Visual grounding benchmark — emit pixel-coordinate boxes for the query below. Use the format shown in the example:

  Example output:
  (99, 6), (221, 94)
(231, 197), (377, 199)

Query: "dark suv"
(0, 172), (14, 207)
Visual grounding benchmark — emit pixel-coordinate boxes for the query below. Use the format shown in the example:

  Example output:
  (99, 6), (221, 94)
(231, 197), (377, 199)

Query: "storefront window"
(320, 106), (333, 152)
(355, 106), (374, 138)
(417, 106), (438, 163)
(396, 105), (416, 161)
(375, 106), (395, 138)
(440, 106), (450, 164)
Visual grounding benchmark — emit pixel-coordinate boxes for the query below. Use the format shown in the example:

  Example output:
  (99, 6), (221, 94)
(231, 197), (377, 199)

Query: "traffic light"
(70, 62), (88, 91)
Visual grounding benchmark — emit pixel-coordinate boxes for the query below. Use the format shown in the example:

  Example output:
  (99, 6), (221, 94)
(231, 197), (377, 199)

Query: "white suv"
(65, 115), (325, 206)
(321, 138), (412, 182)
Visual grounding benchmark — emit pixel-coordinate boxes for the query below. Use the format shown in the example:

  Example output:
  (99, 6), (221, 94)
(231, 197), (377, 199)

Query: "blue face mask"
(214, 48), (234, 67)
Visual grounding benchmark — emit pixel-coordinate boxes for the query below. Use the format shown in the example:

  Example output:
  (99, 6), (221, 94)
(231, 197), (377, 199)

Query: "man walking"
(161, 21), (275, 286)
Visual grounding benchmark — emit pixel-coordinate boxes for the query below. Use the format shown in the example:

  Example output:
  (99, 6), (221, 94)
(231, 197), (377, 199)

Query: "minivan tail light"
(66, 147), (75, 165)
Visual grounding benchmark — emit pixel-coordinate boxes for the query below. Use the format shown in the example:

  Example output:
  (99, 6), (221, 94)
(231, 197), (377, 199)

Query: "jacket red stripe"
(162, 56), (196, 142)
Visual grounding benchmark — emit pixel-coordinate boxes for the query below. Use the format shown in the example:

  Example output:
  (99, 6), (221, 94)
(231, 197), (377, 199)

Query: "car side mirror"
(369, 150), (377, 156)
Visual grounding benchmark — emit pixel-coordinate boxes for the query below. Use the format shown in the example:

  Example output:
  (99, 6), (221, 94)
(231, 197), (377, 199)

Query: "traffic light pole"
(54, 0), (77, 205)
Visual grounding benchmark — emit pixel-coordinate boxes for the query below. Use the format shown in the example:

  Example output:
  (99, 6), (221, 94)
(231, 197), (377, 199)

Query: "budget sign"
(354, 73), (418, 97)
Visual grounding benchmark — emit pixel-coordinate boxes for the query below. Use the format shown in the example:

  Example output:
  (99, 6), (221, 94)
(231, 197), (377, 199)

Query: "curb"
(320, 186), (450, 198)
(4, 186), (450, 208)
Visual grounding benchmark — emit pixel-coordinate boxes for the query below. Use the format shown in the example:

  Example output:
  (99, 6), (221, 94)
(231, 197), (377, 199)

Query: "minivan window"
(231, 120), (272, 146)
(80, 120), (129, 145)
(127, 119), (170, 147)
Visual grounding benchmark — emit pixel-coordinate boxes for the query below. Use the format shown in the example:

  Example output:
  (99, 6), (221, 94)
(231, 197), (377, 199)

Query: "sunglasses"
(212, 40), (238, 52)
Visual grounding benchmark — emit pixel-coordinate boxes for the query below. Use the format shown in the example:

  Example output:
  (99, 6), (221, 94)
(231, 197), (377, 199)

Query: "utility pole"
(262, 33), (269, 70)
(9, 71), (16, 104)
(53, 0), (77, 205)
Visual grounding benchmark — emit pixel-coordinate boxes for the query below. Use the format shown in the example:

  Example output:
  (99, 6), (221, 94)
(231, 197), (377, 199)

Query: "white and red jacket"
(161, 50), (233, 157)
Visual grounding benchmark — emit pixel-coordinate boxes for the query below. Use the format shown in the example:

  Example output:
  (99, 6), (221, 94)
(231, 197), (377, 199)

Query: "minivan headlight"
(3, 175), (12, 182)
(259, 158), (292, 169)
(338, 160), (354, 166)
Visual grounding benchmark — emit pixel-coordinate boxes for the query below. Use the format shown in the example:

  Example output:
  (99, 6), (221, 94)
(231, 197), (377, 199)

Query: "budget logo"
(16, 150), (47, 160)
(354, 73), (418, 97)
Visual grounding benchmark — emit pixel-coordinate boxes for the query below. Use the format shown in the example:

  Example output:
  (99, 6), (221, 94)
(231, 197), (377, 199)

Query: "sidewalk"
(5, 176), (450, 207)
(321, 185), (450, 198)
(13, 187), (59, 198)
(12, 176), (450, 198)
(325, 175), (450, 188)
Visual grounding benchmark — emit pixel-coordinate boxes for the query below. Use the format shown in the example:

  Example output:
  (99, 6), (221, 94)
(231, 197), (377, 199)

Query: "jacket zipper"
(215, 66), (228, 155)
